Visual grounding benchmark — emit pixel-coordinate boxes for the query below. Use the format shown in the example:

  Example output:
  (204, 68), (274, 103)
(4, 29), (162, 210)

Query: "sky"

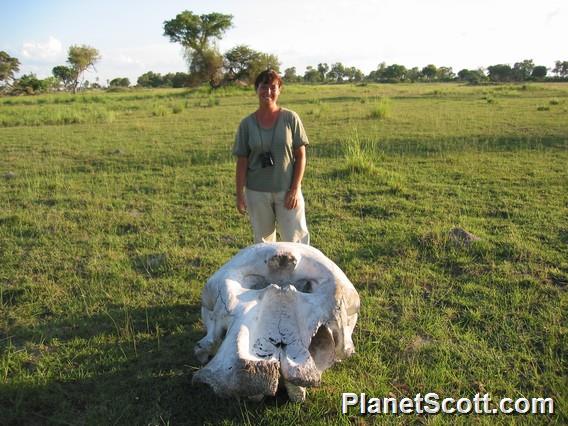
(1, 0), (566, 84)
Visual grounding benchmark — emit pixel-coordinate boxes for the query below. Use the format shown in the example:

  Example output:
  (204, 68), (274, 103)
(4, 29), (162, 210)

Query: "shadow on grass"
(1, 304), (284, 425)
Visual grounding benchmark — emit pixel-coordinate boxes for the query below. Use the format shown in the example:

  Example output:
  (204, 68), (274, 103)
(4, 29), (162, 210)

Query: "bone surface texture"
(193, 242), (360, 402)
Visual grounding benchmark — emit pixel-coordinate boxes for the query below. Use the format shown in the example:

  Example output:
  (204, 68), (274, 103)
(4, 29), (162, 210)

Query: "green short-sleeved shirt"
(232, 108), (309, 192)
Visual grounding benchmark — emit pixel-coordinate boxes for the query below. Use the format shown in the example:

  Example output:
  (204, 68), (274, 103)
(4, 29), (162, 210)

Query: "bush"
(343, 131), (377, 175)
(368, 97), (391, 119)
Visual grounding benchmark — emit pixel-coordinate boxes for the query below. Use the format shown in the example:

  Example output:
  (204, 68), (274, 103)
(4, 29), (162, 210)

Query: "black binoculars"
(261, 152), (274, 168)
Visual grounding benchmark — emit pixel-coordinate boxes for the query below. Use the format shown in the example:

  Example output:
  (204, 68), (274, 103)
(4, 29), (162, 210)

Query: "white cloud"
(21, 36), (63, 61)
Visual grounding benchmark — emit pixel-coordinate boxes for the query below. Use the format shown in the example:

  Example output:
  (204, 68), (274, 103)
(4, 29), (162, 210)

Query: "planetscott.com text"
(342, 393), (554, 415)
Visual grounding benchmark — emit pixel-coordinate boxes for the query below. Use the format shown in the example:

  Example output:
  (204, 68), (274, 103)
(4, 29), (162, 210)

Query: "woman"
(233, 69), (310, 244)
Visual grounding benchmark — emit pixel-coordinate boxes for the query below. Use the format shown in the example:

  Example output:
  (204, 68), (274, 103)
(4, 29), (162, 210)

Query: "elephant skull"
(193, 242), (360, 402)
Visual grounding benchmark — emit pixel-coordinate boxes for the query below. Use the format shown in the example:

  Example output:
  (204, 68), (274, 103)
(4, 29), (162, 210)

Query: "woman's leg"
(245, 189), (277, 243)
(274, 190), (310, 245)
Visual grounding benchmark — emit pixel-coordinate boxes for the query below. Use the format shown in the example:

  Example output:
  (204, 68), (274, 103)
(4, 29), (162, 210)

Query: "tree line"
(1, 9), (568, 95)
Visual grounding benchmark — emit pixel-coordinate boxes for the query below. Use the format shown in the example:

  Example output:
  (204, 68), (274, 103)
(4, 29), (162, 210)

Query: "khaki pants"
(245, 189), (310, 245)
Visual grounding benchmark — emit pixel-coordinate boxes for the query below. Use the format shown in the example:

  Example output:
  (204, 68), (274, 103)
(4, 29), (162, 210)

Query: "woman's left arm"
(285, 145), (306, 209)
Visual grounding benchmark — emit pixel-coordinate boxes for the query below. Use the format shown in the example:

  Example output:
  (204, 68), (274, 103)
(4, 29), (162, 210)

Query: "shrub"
(343, 131), (377, 175)
(368, 97), (391, 120)
(152, 105), (168, 116)
(206, 96), (220, 107)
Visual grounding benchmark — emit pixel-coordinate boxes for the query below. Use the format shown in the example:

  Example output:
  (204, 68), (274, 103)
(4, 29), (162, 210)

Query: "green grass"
(368, 97), (391, 120)
(0, 83), (567, 425)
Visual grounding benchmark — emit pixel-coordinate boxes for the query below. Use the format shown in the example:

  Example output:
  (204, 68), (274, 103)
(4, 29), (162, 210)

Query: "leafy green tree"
(421, 64), (437, 81)
(328, 62), (346, 82)
(552, 60), (568, 77)
(512, 59), (534, 81)
(436, 66), (455, 81)
(224, 45), (260, 81)
(188, 47), (225, 87)
(303, 66), (321, 83)
(406, 67), (421, 82)
(52, 65), (74, 90)
(67, 45), (100, 93)
(0, 51), (21, 89)
(531, 66), (547, 80)
(487, 64), (513, 82)
(457, 68), (486, 85)
(137, 71), (163, 88)
(317, 63), (329, 81)
(283, 67), (300, 83)
(367, 62), (387, 82)
(171, 72), (190, 88)
(247, 53), (280, 84)
(383, 64), (407, 81)
(163, 10), (232, 87)
(12, 73), (52, 94)
(109, 77), (130, 87)
(345, 66), (364, 82)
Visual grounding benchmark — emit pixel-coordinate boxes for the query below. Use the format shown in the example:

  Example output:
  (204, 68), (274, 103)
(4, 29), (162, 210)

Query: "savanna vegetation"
(1, 8), (567, 95)
(0, 82), (567, 424)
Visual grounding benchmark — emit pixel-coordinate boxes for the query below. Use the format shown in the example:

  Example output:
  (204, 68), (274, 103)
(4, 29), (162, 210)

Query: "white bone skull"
(193, 242), (360, 402)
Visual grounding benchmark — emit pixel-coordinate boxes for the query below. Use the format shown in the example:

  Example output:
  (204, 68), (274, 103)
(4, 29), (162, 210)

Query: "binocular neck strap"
(255, 115), (278, 152)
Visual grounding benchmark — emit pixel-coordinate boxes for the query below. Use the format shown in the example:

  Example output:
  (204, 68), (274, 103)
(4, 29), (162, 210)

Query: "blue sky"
(1, 0), (566, 84)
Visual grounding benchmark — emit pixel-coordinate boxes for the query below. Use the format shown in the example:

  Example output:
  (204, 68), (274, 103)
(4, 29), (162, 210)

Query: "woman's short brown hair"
(254, 69), (283, 91)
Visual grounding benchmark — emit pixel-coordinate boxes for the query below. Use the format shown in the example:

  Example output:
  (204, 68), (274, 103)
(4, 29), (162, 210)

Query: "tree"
(457, 68), (486, 85)
(421, 64), (437, 81)
(552, 60), (568, 77)
(406, 67), (421, 82)
(12, 73), (55, 95)
(487, 64), (513, 82)
(437, 66), (455, 81)
(512, 59), (534, 81)
(531, 66), (547, 80)
(344, 66), (364, 82)
(383, 64), (407, 81)
(52, 65), (74, 90)
(188, 47), (225, 87)
(0, 51), (20, 89)
(67, 45), (100, 93)
(303, 66), (321, 83)
(163, 10), (233, 87)
(224, 45), (260, 82)
(247, 53), (280, 84)
(283, 67), (300, 83)
(171, 72), (190, 88)
(317, 63), (329, 81)
(137, 71), (163, 88)
(328, 62), (346, 82)
(109, 77), (130, 87)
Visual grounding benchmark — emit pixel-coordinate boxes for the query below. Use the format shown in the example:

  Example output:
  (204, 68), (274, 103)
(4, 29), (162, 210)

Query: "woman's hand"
(285, 188), (299, 209)
(236, 193), (247, 215)
(235, 157), (248, 215)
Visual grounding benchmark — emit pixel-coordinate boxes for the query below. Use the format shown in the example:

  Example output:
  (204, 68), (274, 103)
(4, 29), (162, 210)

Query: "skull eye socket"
(243, 274), (270, 290)
(291, 280), (314, 293)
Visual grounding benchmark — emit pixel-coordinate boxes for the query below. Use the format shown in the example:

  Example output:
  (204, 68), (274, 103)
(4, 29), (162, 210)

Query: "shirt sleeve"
(291, 112), (309, 150)
(232, 118), (250, 157)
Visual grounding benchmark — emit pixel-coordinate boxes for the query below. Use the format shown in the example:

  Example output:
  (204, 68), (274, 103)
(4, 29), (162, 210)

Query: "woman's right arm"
(236, 156), (248, 214)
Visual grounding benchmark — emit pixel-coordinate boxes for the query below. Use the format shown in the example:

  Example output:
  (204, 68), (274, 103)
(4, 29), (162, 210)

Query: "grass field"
(0, 82), (567, 425)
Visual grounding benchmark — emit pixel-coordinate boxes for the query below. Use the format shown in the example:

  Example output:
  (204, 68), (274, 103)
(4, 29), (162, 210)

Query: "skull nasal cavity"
(268, 253), (297, 270)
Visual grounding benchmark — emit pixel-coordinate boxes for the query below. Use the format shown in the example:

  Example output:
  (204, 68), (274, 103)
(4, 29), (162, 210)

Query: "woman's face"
(257, 81), (280, 107)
